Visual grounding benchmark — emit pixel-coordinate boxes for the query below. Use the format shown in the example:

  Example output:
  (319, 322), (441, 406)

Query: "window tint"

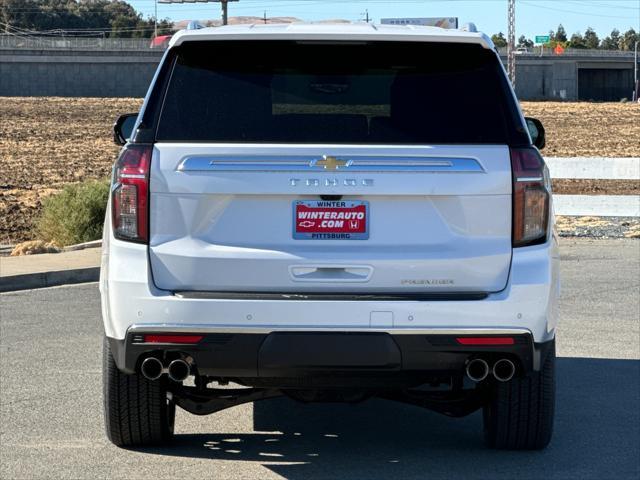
(156, 41), (523, 144)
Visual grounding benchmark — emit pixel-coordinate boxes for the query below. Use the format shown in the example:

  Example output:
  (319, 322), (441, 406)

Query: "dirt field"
(521, 102), (640, 158)
(0, 97), (142, 243)
(0, 98), (638, 243)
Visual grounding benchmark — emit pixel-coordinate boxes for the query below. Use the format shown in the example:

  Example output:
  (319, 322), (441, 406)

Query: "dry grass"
(556, 215), (639, 238)
(10, 240), (60, 256)
(625, 224), (640, 238)
(0, 97), (638, 243)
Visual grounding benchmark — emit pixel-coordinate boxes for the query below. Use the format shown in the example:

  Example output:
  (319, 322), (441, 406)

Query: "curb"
(0, 240), (102, 258)
(63, 240), (102, 252)
(0, 267), (100, 293)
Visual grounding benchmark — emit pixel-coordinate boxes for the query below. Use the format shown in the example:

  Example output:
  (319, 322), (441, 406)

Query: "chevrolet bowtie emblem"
(314, 155), (349, 171)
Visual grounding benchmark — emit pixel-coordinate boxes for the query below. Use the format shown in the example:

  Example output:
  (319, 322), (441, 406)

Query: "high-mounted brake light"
(510, 147), (551, 247)
(112, 144), (152, 243)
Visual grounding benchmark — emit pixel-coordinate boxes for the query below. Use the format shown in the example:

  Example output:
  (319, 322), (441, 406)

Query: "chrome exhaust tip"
(493, 358), (516, 382)
(140, 357), (163, 381)
(465, 358), (489, 382)
(168, 359), (190, 382)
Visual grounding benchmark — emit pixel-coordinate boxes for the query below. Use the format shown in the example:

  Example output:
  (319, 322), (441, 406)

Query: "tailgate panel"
(149, 145), (513, 293)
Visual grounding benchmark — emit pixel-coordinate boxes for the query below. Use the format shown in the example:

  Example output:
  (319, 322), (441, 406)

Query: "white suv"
(102, 23), (559, 450)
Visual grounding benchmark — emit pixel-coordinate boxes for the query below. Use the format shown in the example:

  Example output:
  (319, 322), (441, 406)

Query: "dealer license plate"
(293, 200), (369, 240)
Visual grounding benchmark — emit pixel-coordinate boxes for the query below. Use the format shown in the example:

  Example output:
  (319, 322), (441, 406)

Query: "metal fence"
(496, 46), (635, 57)
(0, 35), (161, 50)
(0, 34), (637, 56)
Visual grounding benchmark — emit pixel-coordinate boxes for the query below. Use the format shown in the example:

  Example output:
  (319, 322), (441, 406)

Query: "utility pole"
(507, 0), (516, 88)
(365, 9), (370, 23)
(221, 0), (229, 26)
(154, 0), (158, 38)
(218, 0), (239, 25)
(263, 11), (267, 24)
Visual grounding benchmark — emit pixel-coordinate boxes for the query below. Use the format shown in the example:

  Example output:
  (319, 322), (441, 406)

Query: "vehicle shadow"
(142, 358), (639, 479)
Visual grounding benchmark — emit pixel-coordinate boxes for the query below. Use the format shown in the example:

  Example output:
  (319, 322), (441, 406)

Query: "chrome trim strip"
(516, 176), (543, 182)
(177, 155), (484, 173)
(174, 291), (488, 301)
(127, 324), (531, 336)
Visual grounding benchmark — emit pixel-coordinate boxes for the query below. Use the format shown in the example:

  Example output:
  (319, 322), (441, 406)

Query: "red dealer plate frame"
(293, 200), (369, 240)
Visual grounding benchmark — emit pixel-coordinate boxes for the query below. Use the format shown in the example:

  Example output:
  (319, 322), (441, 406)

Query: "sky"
(128, 0), (640, 40)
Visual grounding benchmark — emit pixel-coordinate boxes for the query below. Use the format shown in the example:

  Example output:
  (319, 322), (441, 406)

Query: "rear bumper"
(102, 230), (559, 386)
(101, 235), (560, 346)
(108, 329), (554, 386)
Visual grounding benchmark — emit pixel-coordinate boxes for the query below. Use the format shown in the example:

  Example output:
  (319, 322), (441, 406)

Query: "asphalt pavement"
(1, 238), (638, 479)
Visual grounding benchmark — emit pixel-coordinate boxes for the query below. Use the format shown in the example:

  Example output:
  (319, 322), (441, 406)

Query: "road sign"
(535, 35), (550, 44)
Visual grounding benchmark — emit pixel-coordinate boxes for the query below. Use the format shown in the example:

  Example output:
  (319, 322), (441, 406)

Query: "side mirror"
(525, 117), (546, 150)
(113, 113), (138, 146)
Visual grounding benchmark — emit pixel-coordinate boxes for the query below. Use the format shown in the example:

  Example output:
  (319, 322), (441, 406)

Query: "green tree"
(620, 28), (638, 51)
(555, 24), (568, 42)
(104, 0), (145, 38)
(156, 19), (173, 36)
(75, 0), (112, 31)
(517, 35), (534, 49)
(583, 27), (600, 49)
(136, 17), (174, 38)
(568, 32), (587, 49)
(0, 0), (41, 31)
(601, 29), (621, 50)
(0, 0), (173, 38)
(491, 32), (507, 48)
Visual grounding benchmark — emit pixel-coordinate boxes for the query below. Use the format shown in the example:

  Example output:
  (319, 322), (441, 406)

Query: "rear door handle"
(289, 265), (373, 283)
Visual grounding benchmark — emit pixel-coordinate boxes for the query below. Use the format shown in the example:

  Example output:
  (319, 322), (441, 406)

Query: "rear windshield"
(156, 41), (523, 144)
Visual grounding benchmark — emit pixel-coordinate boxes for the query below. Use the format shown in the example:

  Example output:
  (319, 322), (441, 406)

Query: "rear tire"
(103, 337), (175, 447)
(483, 340), (555, 450)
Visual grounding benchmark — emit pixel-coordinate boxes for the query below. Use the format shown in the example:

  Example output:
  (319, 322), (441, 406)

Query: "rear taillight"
(510, 147), (551, 248)
(143, 334), (204, 344)
(456, 337), (515, 346)
(112, 144), (152, 243)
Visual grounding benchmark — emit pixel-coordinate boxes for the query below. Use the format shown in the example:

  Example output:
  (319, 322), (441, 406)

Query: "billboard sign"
(380, 17), (458, 29)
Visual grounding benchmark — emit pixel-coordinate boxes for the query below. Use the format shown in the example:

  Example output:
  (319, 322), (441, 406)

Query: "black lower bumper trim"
(109, 331), (554, 388)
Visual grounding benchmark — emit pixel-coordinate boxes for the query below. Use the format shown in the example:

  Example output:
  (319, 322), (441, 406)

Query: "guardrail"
(496, 47), (635, 57)
(0, 34), (636, 56)
(547, 157), (640, 217)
